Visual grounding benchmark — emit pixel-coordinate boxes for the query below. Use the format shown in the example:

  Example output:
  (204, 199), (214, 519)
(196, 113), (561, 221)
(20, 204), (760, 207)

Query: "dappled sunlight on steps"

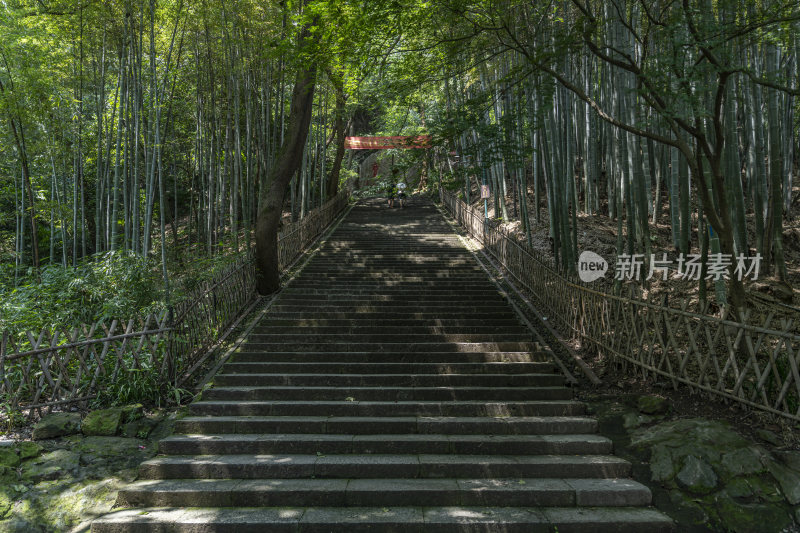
(92, 197), (673, 532)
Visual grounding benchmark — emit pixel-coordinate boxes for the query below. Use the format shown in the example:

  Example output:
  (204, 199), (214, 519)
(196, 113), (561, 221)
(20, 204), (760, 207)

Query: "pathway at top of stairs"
(93, 197), (674, 532)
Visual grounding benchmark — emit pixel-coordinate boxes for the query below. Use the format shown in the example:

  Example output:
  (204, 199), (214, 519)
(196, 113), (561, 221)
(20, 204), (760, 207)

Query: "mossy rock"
(667, 489), (710, 528)
(15, 442), (42, 461)
(31, 413), (81, 440)
(775, 451), (800, 473)
(637, 394), (669, 415)
(68, 436), (143, 457)
(41, 478), (118, 532)
(755, 429), (783, 446)
(766, 458), (800, 505)
(721, 447), (766, 479)
(676, 455), (718, 494)
(632, 419), (749, 451)
(121, 417), (158, 439)
(0, 490), (11, 519)
(0, 466), (16, 484)
(82, 408), (123, 436)
(19, 450), (80, 483)
(0, 448), (20, 468)
(120, 404), (144, 423)
(713, 491), (793, 533)
(649, 444), (679, 483)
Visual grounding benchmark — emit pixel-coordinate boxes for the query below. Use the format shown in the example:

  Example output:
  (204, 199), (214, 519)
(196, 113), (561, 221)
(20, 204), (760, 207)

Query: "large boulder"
(31, 413), (81, 440)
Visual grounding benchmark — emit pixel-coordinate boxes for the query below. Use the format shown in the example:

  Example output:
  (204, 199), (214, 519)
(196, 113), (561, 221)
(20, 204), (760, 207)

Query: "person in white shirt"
(396, 181), (407, 208)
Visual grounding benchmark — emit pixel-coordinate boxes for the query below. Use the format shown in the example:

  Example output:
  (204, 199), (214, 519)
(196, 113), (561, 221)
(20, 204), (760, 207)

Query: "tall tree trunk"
(326, 72), (346, 200)
(255, 20), (317, 294)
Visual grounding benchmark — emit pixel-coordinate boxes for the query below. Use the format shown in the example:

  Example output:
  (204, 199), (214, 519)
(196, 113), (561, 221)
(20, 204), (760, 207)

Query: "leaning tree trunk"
(255, 22), (317, 295)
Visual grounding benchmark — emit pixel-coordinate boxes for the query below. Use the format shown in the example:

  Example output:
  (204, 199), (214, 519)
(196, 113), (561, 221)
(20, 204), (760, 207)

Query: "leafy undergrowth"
(0, 247), (246, 333)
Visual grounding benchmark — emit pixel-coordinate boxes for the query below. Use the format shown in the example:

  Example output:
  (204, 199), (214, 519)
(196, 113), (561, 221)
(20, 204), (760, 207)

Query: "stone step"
(201, 386), (572, 402)
(211, 374), (563, 388)
(140, 454), (630, 481)
(157, 434), (611, 456)
(244, 333), (533, 344)
(268, 305), (516, 314)
(93, 506), (675, 533)
(298, 268), (486, 275)
(274, 296), (511, 305)
(229, 352), (548, 363)
(119, 475), (644, 508)
(174, 415), (598, 435)
(260, 311), (521, 320)
(91, 197), (675, 533)
(278, 289), (505, 297)
(249, 326), (529, 335)
(188, 400), (587, 418)
(285, 275), (494, 281)
(236, 342), (537, 353)
(220, 362), (555, 375)
(287, 281), (499, 288)
(259, 319), (524, 327)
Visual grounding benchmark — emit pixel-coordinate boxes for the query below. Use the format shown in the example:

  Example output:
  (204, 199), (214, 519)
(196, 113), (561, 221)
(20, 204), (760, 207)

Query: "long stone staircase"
(93, 198), (674, 532)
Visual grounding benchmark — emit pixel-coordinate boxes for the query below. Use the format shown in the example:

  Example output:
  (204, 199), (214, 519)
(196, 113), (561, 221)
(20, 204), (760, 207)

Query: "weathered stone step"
(261, 311), (521, 320)
(237, 342), (537, 353)
(299, 267), (485, 274)
(174, 415), (598, 435)
(274, 296), (510, 305)
(287, 278), (498, 285)
(245, 334), (532, 344)
(221, 362), (554, 375)
(188, 400), (586, 417)
(93, 505), (675, 533)
(212, 373), (563, 388)
(278, 289), (504, 297)
(157, 434), (611, 456)
(297, 272), (486, 278)
(249, 326), (528, 335)
(118, 475), (643, 508)
(268, 305), (515, 314)
(91, 197), (675, 533)
(141, 455), (633, 482)
(202, 386), (572, 402)
(261, 318), (524, 327)
(229, 352), (547, 363)
(310, 252), (475, 257)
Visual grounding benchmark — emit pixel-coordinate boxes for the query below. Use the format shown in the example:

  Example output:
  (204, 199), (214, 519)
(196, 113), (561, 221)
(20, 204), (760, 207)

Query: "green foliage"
(0, 251), (164, 331)
(91, 360), (191, 410)
(0, 401), (26, 434)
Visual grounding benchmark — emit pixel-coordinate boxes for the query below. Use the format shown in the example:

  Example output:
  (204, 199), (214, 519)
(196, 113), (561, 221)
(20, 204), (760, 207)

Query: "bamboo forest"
(1, 1), (800, 532)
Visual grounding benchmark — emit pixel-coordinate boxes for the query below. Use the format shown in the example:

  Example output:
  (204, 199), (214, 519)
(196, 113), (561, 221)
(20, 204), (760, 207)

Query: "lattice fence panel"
(441, 190), (800, 421)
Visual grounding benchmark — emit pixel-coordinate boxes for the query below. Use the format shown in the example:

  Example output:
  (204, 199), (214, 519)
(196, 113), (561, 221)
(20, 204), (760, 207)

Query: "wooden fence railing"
(441, 190), (800, 422)
(1, 191), (350, 417)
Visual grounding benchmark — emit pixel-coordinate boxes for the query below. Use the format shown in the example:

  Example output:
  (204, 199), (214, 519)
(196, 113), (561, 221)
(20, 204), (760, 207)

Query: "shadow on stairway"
(92, 196), (674, 532)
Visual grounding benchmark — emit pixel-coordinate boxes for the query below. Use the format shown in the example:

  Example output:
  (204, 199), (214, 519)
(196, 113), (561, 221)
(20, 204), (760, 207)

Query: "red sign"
(345, 136), (432, 150)
(372, 162), (379, 177)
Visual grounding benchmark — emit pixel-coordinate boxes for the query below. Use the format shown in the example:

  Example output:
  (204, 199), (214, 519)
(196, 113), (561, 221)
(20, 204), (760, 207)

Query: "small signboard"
(480, 184), (491, 199)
